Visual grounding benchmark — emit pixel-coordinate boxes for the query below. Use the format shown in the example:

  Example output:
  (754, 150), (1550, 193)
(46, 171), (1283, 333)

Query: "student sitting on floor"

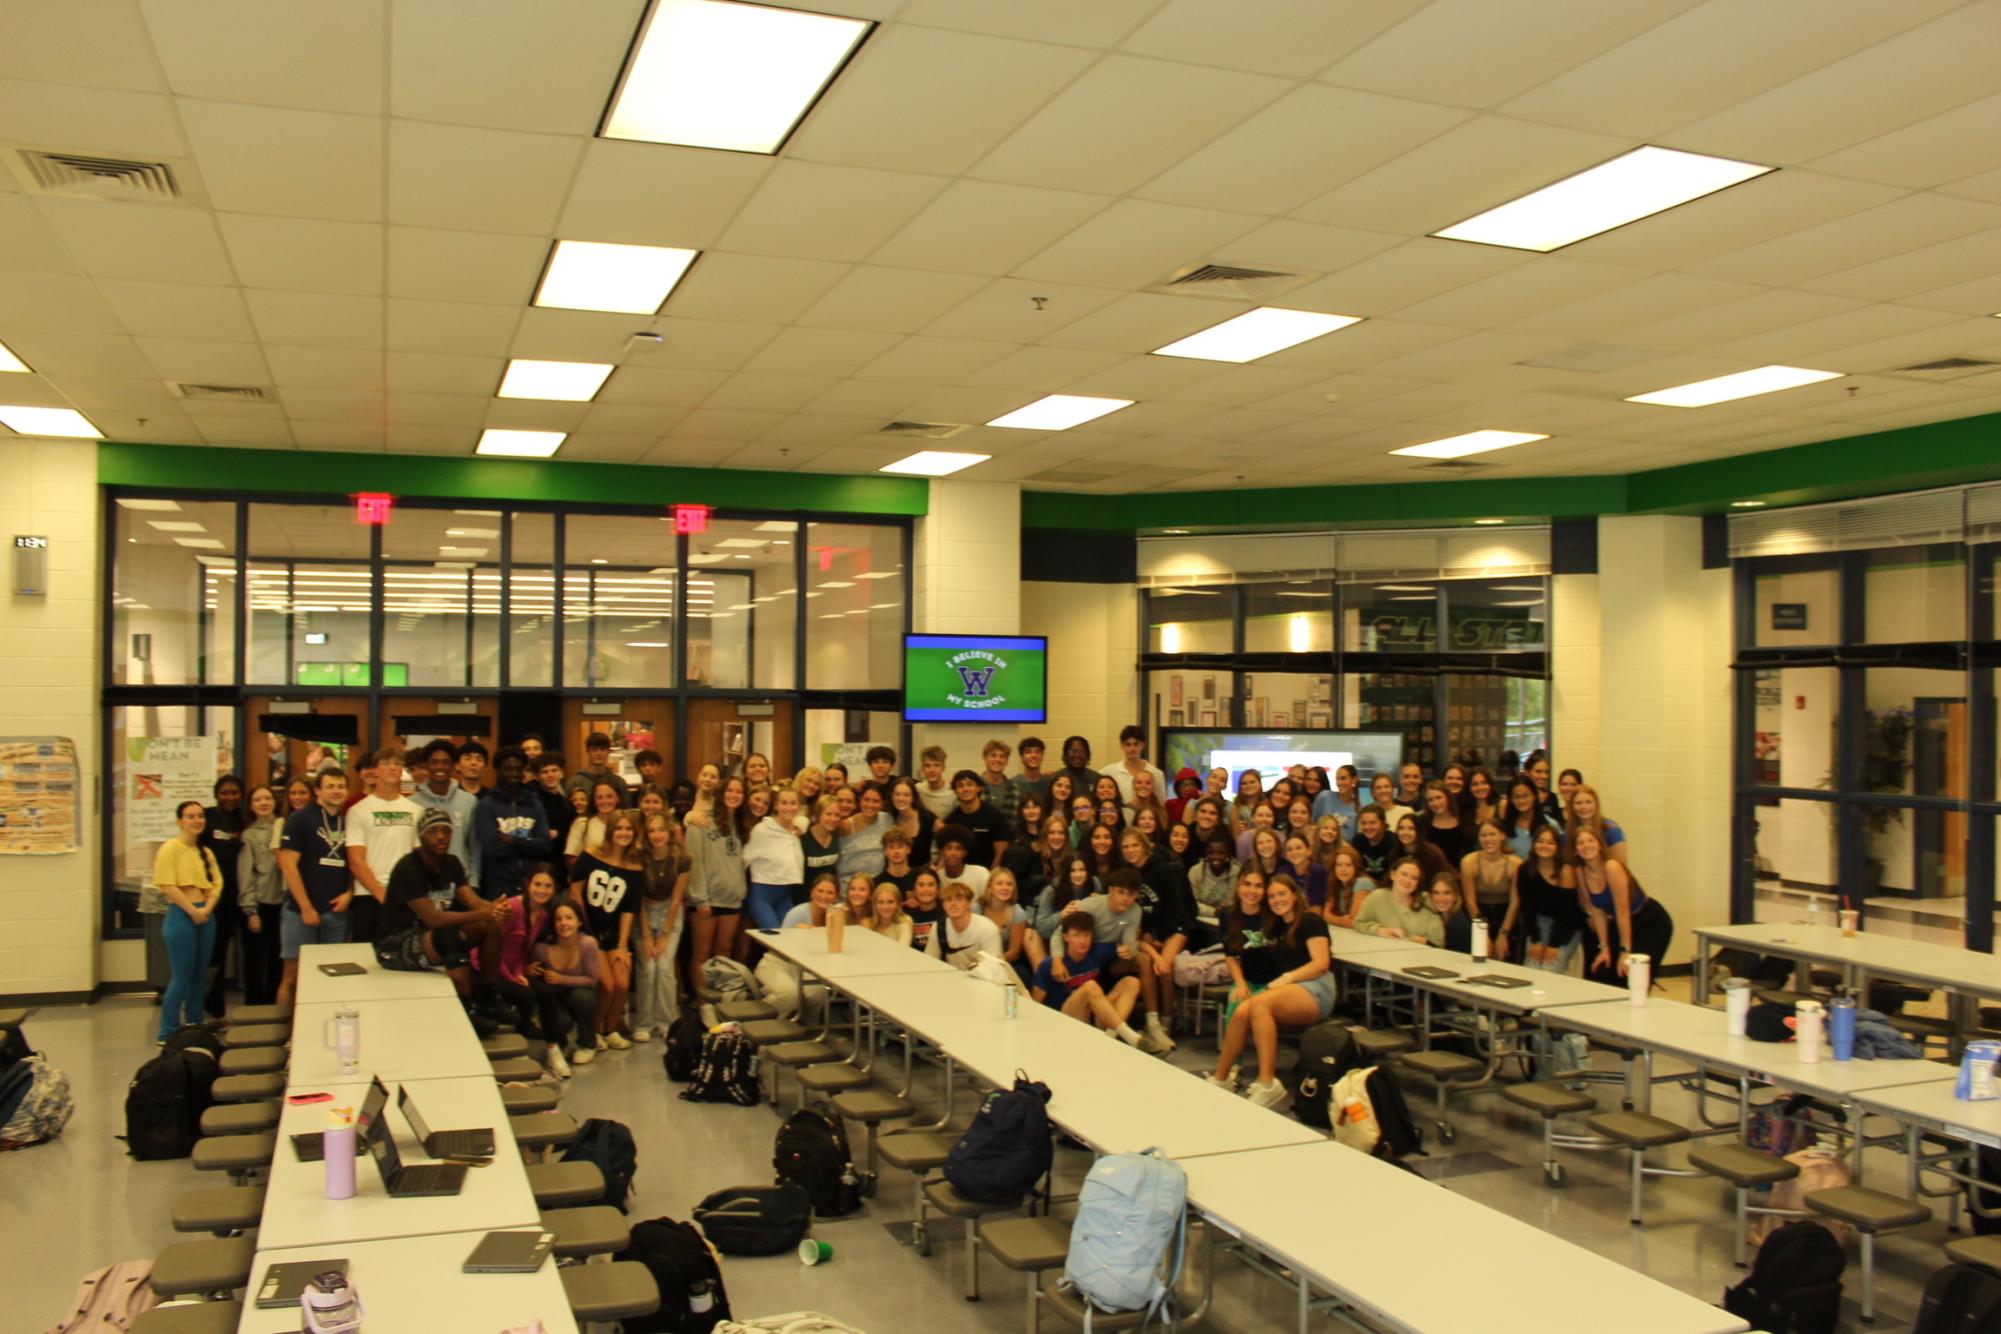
(530, 898), (600, 1074)
(1031, 910), (1144, 1035)
(1208, 874), (1337, 1108)
(1352, 856), (1446, 946)
(937, 879), (1003, 966)
(1051, 867), (1143, 958)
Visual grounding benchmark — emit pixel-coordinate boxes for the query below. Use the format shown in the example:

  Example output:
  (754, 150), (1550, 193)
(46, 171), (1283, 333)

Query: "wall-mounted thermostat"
(14, 535), (47, 596)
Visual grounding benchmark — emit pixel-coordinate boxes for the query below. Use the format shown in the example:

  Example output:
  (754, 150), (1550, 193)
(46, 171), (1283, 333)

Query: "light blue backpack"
(1061, 1148), (1188, 1328)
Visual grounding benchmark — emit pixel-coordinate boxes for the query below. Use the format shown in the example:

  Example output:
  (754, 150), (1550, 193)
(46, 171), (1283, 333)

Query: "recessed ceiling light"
(0, 405), (102, 438)
(476, 429), (566, 459)
(116, 498), (184, 511)
(172, 537), (226, 550)
(1151, 307), (1363, 363)
(1473, 518), (1506, 526)
(1375, 584), (1433, 593)
(147, 521), (207, 532)
(1626, 365), (1842, 407)
(987, 395), (1134, 431)
(0, 339), (29, 373)
(1731, 500), (1768, 509)
(879, 450), (990, 477)
(1161, 529), (1189, 535)
(1493, 584), (1544, 592)
(445, 527), (499, 538)
(590, 558), (609, 565)
(1433, 145), (1772, 252)
(1389, 429), (1547, 460)
(534, 239), (697, 315)
(713, 537), (767, 548)
(625, 641), (671, 649)
(602, 0), (872, 155)
(438, 546), (490, 558)
(498, 359), (615, 402)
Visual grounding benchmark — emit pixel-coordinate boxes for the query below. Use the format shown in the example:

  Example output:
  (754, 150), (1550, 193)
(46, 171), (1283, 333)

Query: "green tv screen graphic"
(903, 634), (1047, 723)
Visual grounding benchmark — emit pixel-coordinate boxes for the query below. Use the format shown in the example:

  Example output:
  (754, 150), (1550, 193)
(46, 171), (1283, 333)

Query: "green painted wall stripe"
(96, 442), (930, 515)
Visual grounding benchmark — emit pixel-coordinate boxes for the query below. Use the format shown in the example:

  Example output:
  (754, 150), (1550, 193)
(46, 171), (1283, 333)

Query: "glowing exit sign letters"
(354, 492), (394, 525)
(671, 503), (711, 535)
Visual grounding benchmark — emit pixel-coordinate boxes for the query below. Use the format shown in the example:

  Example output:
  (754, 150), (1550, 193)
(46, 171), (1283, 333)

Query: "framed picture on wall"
(1201, 676), (1216, 702)
(1273, 713), (1289, 727)
(1198, 707), (1216, 727)
(1169, 675), (1184, 708)
(1254, 697), (1268, 725)
(1307, 709), (1332, 728)
(1169, 707), (1184, 727)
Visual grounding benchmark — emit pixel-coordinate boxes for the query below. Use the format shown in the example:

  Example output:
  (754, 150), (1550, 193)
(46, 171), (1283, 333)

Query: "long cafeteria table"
(240, 1228), (577, 1334)
(288, 996), (492, 1084)
(1850, 1075), (2001, 1208)
(293, 942), (458, 1004)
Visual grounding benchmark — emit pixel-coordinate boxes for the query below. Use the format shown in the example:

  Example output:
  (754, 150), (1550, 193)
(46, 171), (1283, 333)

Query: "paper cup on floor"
(799, 1238), (833, 1265)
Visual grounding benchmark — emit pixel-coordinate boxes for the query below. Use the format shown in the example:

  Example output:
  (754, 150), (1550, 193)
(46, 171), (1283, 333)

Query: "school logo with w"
(954, 665), (998, 697)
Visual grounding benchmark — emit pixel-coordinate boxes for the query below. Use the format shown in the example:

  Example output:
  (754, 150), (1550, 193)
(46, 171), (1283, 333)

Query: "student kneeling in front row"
(1041, 868), (1152, 1049)
(374, 807), (511, 1035)
(1032, 910), (1142, 1035)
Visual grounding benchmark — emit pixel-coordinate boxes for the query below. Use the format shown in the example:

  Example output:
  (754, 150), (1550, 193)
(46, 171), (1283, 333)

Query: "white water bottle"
(1724, 979), (1751, 1037)
(1626, 953), (1650, 1007)
(322, 1005), (361, 1075)
(1795, 1000), (1825, 1063)
(1469, 918), (1489, 963)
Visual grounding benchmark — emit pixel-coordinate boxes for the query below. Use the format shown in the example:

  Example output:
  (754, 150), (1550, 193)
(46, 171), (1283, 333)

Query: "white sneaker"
(595, 1033), (609, 1051)
(1205, 1072), (1236, 1092)
(1144, 1016), (1177, 1053)
(630, 1027), (653, 1043)
(571, 1045), (596, 1066)
(544, 1046), (571, 1078)
(1115, 1022), (1145, 1048)
(1245, 1079), (1288, 1110)
(604, 1030), (632, 1051)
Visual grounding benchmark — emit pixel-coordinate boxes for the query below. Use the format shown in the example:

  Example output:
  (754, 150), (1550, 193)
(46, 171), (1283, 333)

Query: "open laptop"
(364, 1100), (466, 1197)
(291, 1076), (387, 1163)
(398, 1083), (494, 1158)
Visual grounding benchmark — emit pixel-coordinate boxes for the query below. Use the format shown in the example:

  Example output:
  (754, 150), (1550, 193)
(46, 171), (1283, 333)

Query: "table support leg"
(1296, 1271), (1309, 1334)
(1694, 941), (1710, 1008)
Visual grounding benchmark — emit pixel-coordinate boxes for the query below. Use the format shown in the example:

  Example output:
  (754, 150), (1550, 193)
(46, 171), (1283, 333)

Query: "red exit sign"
(671, 503), (711, 535)
(354, 492), (394, 525)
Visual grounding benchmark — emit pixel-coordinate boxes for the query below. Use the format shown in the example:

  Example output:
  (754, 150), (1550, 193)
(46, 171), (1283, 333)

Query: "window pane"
(1863, 545), (1963, 643)
(1238, 672), (1332, 730)
(1343, 584), (1436, 651)
(803, 709), (900, 773)
(806, 523), (904, 689)
(1147, 588), (1232, 654)
(691, 519), (797, 689)
(1353, 672), (1436, 770)
(1749, 666), (1837, 790)
(1443, 577), (1547, 651)
(509, 512), (554, 686)
(1860, 668), (1966, 800)
(1750, 796), (1837, 902)
(112, 498), (237, 685)
(1751, 556), (1837, 647)
(562, 514), (677, 689)
(110, 704), (236, 935)
(1444, 673), (1540, 769)
(1243, 582), (1330, 653)
(376, 507), (497, 686)
(1859, 800), (1965, 901)
(247, 504), (375, 685)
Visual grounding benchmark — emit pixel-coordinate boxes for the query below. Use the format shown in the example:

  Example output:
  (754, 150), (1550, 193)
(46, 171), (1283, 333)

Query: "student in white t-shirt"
(915, 745), (957, 821)
(938, 879), (1002, 968)
(345, 745), (422, 945)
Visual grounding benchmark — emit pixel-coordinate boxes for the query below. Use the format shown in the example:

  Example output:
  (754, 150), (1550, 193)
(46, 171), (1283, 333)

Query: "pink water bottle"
(323, 1105), (357, 1199)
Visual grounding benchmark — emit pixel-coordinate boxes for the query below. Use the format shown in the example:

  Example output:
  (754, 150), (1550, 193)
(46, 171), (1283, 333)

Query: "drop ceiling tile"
(1108, 362), (1318, 408)
(292, 422), (386, 450)
(641, 439), (739, 467)
(507, 306), (645, 363)
(0, 79), (185, 157)
(385, 351), (504, 396)
(554, 434), (658, 464)
(1249, 372), (1432, 415)
(1613, 289), (1867, 353)
(922, 279), (1124, 342)
(969, 55), (1288, 195)
(263, 345), (385, 392)
(596, 366), (731, 408)
(1803, 315), (2001, 376)
(643, 317), (785, 372)
(389, 121), (582, 237)
(1507, 274), (1763, 341)
(1690, 194), (2001, 288)
(794, 443), (913, 474)
(34, 198), (234, 284)
(758, 413), (879, 445)
(557, 141), (772, 249)
(50, 377), (184, 413)
(385, 425), (474, 454)
(1014, 199), (1263, 290)
(390, 0), (641, 133)
(216, 214), (384, 295)
(105, 413), (200, 444)
(1122, 0), (1425, 76)
(578, 402), (685, 435)
(0, 376), (71, 409)
(1280, 239), (1533, 319)
(1797, 229), (2001, 304)
(667, 254), (851, 324)
(895, 0), (1165, 48)
(386, 299), (522, 356)
(1903, 272), (2001, 319)
(718, 161), (950, 263)
(852, 335), (1017, 384)
(1178, 407), (1311, 443)
(1563, 169), (1900, 271)
(797, 266), (989, 334)
(871, 181), (1109, 277)
(1704, 302), (1959, 363)
(96, 281), (255, 341)
(1253, 318), (1466, 374)
(178, 99), (383, 221)
(790, 26), (1096, 175)
(483, 399), (588, 431)
(703, 374), (840, 413)
(1205, 219), (1404, 277)
(194, 416), (290, 447)
(138, 0), (383, 114)
(244, 291), (383, 350)
(1038, 292), (1251, 355)
(136, 336), (270, 384)
(801, 379), (929, 417)
(737, 327), (903, 379)
(153, 391), (281, 420)
(283, 387), (388, 424)
(669, 409), (782, 441)
(1809, 92), (2001, 190)
(381, 227), (544, 305)
(893, 384), (1045, 423)
(962, 345), (1129, 392)
(0, 0), (163, 91)
(0, 196), (77, 273)
(1944, 165), (2001, 207)
(1395, 257), (1655, 330)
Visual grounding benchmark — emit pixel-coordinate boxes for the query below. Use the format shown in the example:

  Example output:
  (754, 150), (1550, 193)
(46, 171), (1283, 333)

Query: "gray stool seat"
(796, 1063), (873, 1094)
(219, 1023), (287, 1049)
(0, 1007), (25, 1028)
(767, 1040), (838, 1067)
(880, 1131), (956, 1171)
(562, 1260), (660, 1322)
(1503, 1082), (1595, 1117)
(1039, 1280), (1153, 1329)
(740, 1017), (806, 1045)
(832, 1089), (913, 1122)
(1353, 1028), (1415, 1060)
(527, 1159), (605, 1208)
(718, 999), (776, 1022)
(151, 1237), (255, 1297)
(217, 1046), (286, 1076)
(211, 1073), (285, 1103)
(172, 1186), (266, 1234)
(489, 1055), (543, 1082)
(1587, 1111), (1690, 1148)
(1689, 1144), (1801, 1188)
(924, 1177), (1017, 1218)
(131, 1301), (244, 1334)
(192, 1132), (275, 1174)
(983, 1216), (1072, 1271)
(228, 1004), (290, 1025)
(1804, 1186), (1930, 1231)
(501, 1084), (560, 1116)
(1401, 1049), (1484, 1080)
(482, 1033), (530, 1059)
(200, 1100), (279, 1136)
(1946, 1233), (2001, 1275)
(542, 1205), (631, 1259)
(512, 1111), (581, 1152)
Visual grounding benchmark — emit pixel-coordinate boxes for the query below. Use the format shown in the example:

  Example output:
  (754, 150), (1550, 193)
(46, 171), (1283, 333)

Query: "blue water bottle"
(1829, 993), (1857, 1061)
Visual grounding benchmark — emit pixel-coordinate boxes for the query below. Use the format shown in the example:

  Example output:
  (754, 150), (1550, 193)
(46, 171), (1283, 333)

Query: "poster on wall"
(127, 735), (218, 856)
(0, 736), (81, 855)
(819, 742), (868, 772)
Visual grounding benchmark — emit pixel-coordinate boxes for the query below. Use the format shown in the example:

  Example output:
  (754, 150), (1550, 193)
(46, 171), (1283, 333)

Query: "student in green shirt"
(1352, 855), (1445, 947)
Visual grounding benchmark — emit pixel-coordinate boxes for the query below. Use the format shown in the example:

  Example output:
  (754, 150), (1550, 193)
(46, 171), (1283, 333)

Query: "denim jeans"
(160, 904), (216, 1041)
(747, 881), (799, 931)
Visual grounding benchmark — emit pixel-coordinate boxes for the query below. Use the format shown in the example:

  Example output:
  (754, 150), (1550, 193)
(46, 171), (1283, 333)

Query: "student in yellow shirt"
(154, 800), (222, 1044)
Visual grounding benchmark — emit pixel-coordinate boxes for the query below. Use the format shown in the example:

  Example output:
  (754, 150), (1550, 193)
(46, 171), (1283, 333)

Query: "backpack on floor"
(162, 1022), (225, 1060)
(45, 1259), (158, 1333)
(701, 957), (761, 1004)
(1290, 1022), (1361, 1130)
(1364, 1066), (1424, 1160)
(1752, 1149), (1854, 1247)
(1971, 1144), (2001, 1237)
(772, 1110), (862, 1218)
(615, 1215), (732, 1334)
(1911, 1260), (2001, 1334)
(663, 1009), (707, 1083)
(680, 1030), (760, 1107)
(120, 1046), (218, 1160)
(709, 1317), (864, 1334)
(1061, 1148), (1188, 1325)
(1747, 1092), (1825, 1157)
(0, 1054), (73, 1148)
(693, 1183), (812, 1256)
(0, 1020), (32, 1074)
(561, 1118), (638, 1213)
(1723, 1219), (1844, 1334)
(945, 1072), (1053, 1205)
(1329, 1066), (1381, 1154)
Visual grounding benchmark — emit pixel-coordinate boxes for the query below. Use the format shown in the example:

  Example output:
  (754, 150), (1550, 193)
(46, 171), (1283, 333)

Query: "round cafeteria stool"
(1946, 1233), (2001, 1276)
(199, 1099), (279, 1137)
(1585, 1111), (1691, 1225)
(482, 1032), (530, 1060)
(983, 1215), (1074, 1332)
(543, 1205), (632, 1261)
(831, 1087), (914, 1182)
(919, 1177), (1024, 1298)
(740, 1017), (807, 1046)
(882, 1129), (957, 1242)
(1399, 1048), (1485, 1144)
(1804, 1186), (1932, 1323)
(217, 1046), (286, 1077)
(527, 1159), (606, 1209)
(502, 1083), (561, 1116)
(562, 1260), (660, 1328)
(218, 1023), (287, 1049)
(489, 1055), (543, 1083)
(210, 1072), (285, 1104)
(765, 1038), (840, 1106)
(131, 1301), (243, 1334)
(512, 1111), (581, 1157)
(794, 1061), (873, 1111)
(191, 1132), (276, 1185)
(150, 1236), (255, 1300)
(1501, 1081), (1596, 1187)
(171, 1186), (266, 1235)
(718, 999), (777, 1023)
(1351, 1028), (1416, 1063)
(1688, 1142), (1802, 1266)
(227, 1004), (290, 1026)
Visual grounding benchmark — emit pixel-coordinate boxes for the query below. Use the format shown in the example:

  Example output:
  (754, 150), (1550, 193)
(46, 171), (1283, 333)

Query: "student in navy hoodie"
(474, 747), (553, 900)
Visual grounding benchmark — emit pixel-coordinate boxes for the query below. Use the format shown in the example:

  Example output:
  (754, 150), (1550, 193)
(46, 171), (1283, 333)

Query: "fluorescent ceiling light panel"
(498, 359), (615, 402)
(147, 521), (207, 532)
(0, 339), (28, 373)
(116, 499), (183, 511)
(1151, 307), (1362, 363)
(1625, 365), (1842, 407)
(0, 405), (102, 438)
(1473, 518), (1506, 526)
(534, 240), (697, 315)
(475, 429), (566, 458)
(1433, 145), (1772, 252)
(1731, 500), (1768, 509)
(603, 0), (871, 154)
(172, 537), (226, 550)
(878, 450), (990, 477)
(1389, 429), (1546, 459)
(987, 395), (1134, 431)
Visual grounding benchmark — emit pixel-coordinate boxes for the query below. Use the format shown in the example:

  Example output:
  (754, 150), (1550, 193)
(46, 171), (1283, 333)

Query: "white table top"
(288, 997), (491, 1084)
(1851, 1078), (2001, 1149)
(1548, 998), (1959, 1099)
(1325, 927), (1437, 958)
(1694, 921), (2001, 996)
(1181, 1142), (1749, 1334)
(258, 1075), (538, 1251)
(836, 970), (1323, 1160)
(1386, 951), (1633, 1014)
(749, 921), (959, 980)
(238, 1227), (578, 1334)
(295, 943), (458, 1004)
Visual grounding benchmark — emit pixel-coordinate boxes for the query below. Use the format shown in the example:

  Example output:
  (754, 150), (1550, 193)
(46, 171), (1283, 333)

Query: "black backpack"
(680, 1031), (760, 1106)
(773, 1110), (862, 1218)
(693, 1183), (811, 1255)
(122, 1047), (218, 1160)
(615, 1216), (732, 1334)
(1723, 1220), (1844, 1334)
(1291, 1023), (1361, 1130)
(1972, 1144), (2001, 1237)
(1912, 1261), (2001, 1334)
(1364, 1067), (1424, 1160)
(944, 1072), (1052, 1205)
(163, 1022), (226, 1059)
(663, 1010), (706, 1083)
(561, 1118), (638, 1212)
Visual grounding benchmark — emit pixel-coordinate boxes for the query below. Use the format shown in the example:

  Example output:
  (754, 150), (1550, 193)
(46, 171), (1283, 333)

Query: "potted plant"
(1856, 708), (1913, 897)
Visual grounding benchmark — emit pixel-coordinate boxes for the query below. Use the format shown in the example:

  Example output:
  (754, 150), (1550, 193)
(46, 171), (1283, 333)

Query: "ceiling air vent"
(1416, 460), (1496, 472)
(169, 383), (269, 402)
(877, 420), (967, 440)
(16, 151), (181, 201)
(1151, 261), (1309, 302)
(1887, 356), (1999, 380)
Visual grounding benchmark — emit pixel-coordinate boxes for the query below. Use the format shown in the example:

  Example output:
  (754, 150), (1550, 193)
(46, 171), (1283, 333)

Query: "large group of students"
(147, 728), (1672, 1101)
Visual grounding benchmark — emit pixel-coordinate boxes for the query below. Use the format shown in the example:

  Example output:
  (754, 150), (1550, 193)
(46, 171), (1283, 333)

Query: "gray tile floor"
(14, 995), (1961, 1332)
